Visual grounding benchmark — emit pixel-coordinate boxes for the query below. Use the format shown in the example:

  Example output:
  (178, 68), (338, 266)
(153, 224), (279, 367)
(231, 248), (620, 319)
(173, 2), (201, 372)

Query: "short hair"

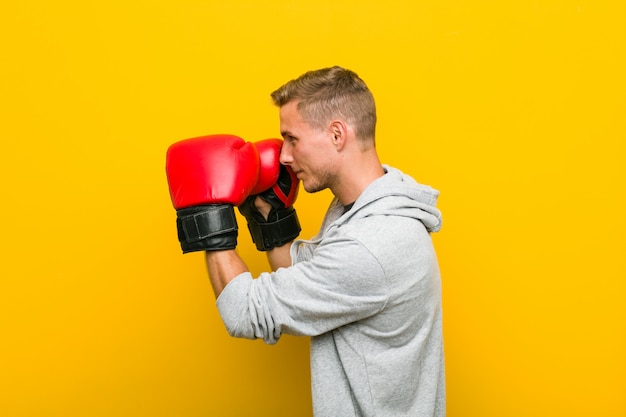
(271, 66), (377, 143)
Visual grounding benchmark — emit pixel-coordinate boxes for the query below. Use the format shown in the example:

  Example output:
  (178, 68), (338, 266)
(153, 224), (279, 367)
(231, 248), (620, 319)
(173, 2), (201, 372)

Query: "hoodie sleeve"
(216, 234), (388, 344)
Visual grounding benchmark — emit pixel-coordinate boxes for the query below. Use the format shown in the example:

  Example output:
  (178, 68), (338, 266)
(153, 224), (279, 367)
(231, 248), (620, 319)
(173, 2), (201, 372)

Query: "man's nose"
(279, 143), (293, 165)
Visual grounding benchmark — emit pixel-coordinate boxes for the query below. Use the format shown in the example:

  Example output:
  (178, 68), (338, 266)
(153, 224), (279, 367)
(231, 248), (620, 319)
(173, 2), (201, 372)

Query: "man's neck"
(333, 150), (385, 206)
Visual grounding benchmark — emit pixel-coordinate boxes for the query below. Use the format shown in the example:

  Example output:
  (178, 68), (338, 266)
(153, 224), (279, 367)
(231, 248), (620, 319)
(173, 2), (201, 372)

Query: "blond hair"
(271, 66), (377, 143)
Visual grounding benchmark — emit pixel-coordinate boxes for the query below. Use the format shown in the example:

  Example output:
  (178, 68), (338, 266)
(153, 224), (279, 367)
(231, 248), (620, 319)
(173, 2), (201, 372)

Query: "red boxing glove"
(167, 134), (259, 208)
(166, 134), (259, 253)
(239, 139), (301, 251)
(249, 138), (282, 195)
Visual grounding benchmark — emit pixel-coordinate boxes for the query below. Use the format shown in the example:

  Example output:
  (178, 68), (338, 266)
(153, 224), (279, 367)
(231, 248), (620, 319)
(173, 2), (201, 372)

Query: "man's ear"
(330, 120), (348, 150)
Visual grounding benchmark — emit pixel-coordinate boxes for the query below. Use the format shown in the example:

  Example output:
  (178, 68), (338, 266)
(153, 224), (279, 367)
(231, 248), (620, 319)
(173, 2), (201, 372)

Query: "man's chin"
(303, 183), (326, 194)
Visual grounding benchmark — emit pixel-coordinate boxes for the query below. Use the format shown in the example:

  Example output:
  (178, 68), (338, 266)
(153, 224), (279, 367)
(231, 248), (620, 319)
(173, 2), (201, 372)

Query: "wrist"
(176, 204), (238, 253)
(245, 207), (301, 251)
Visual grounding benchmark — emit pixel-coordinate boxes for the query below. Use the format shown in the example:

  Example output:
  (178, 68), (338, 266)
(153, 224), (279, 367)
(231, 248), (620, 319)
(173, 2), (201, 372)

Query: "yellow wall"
(1, 1), (624, 416)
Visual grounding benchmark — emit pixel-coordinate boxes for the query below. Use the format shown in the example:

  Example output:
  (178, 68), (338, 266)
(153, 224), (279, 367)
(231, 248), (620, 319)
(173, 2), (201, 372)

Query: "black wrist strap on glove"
(239, 198), (301, 251)
(176, 204), (238, 253)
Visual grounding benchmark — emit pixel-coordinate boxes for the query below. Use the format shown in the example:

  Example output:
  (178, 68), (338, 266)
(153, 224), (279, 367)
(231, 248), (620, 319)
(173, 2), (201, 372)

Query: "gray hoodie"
(217, 165), (445, 417)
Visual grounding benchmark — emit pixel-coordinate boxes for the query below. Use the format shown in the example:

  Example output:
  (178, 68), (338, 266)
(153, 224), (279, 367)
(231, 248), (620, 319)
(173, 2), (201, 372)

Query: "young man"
(166, 66), (445, 416)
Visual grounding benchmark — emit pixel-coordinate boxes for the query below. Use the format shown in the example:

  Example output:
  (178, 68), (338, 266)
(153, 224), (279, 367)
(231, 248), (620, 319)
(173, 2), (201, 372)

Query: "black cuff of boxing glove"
(176, 204), (238, 253)
(246, 208), (301, 251)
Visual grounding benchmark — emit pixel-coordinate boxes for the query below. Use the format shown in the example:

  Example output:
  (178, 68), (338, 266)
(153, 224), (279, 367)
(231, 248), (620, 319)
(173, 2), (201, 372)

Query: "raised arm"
(266, 242), (293, 270)
(205, 250), (248, 297)
(238, 143), (301, 269)
(165, 135), (301, 297)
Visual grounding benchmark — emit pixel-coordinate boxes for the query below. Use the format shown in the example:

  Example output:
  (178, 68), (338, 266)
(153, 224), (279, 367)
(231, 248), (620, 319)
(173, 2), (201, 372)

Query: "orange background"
(1, 1), (624, 416)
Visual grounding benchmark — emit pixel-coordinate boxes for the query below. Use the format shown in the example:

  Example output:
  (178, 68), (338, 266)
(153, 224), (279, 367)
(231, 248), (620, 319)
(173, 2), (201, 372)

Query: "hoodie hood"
(337, 165), (442, 233)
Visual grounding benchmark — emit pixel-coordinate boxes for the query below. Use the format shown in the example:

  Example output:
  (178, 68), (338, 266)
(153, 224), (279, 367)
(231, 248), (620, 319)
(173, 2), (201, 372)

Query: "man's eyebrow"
(280, 131), (291, 138)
